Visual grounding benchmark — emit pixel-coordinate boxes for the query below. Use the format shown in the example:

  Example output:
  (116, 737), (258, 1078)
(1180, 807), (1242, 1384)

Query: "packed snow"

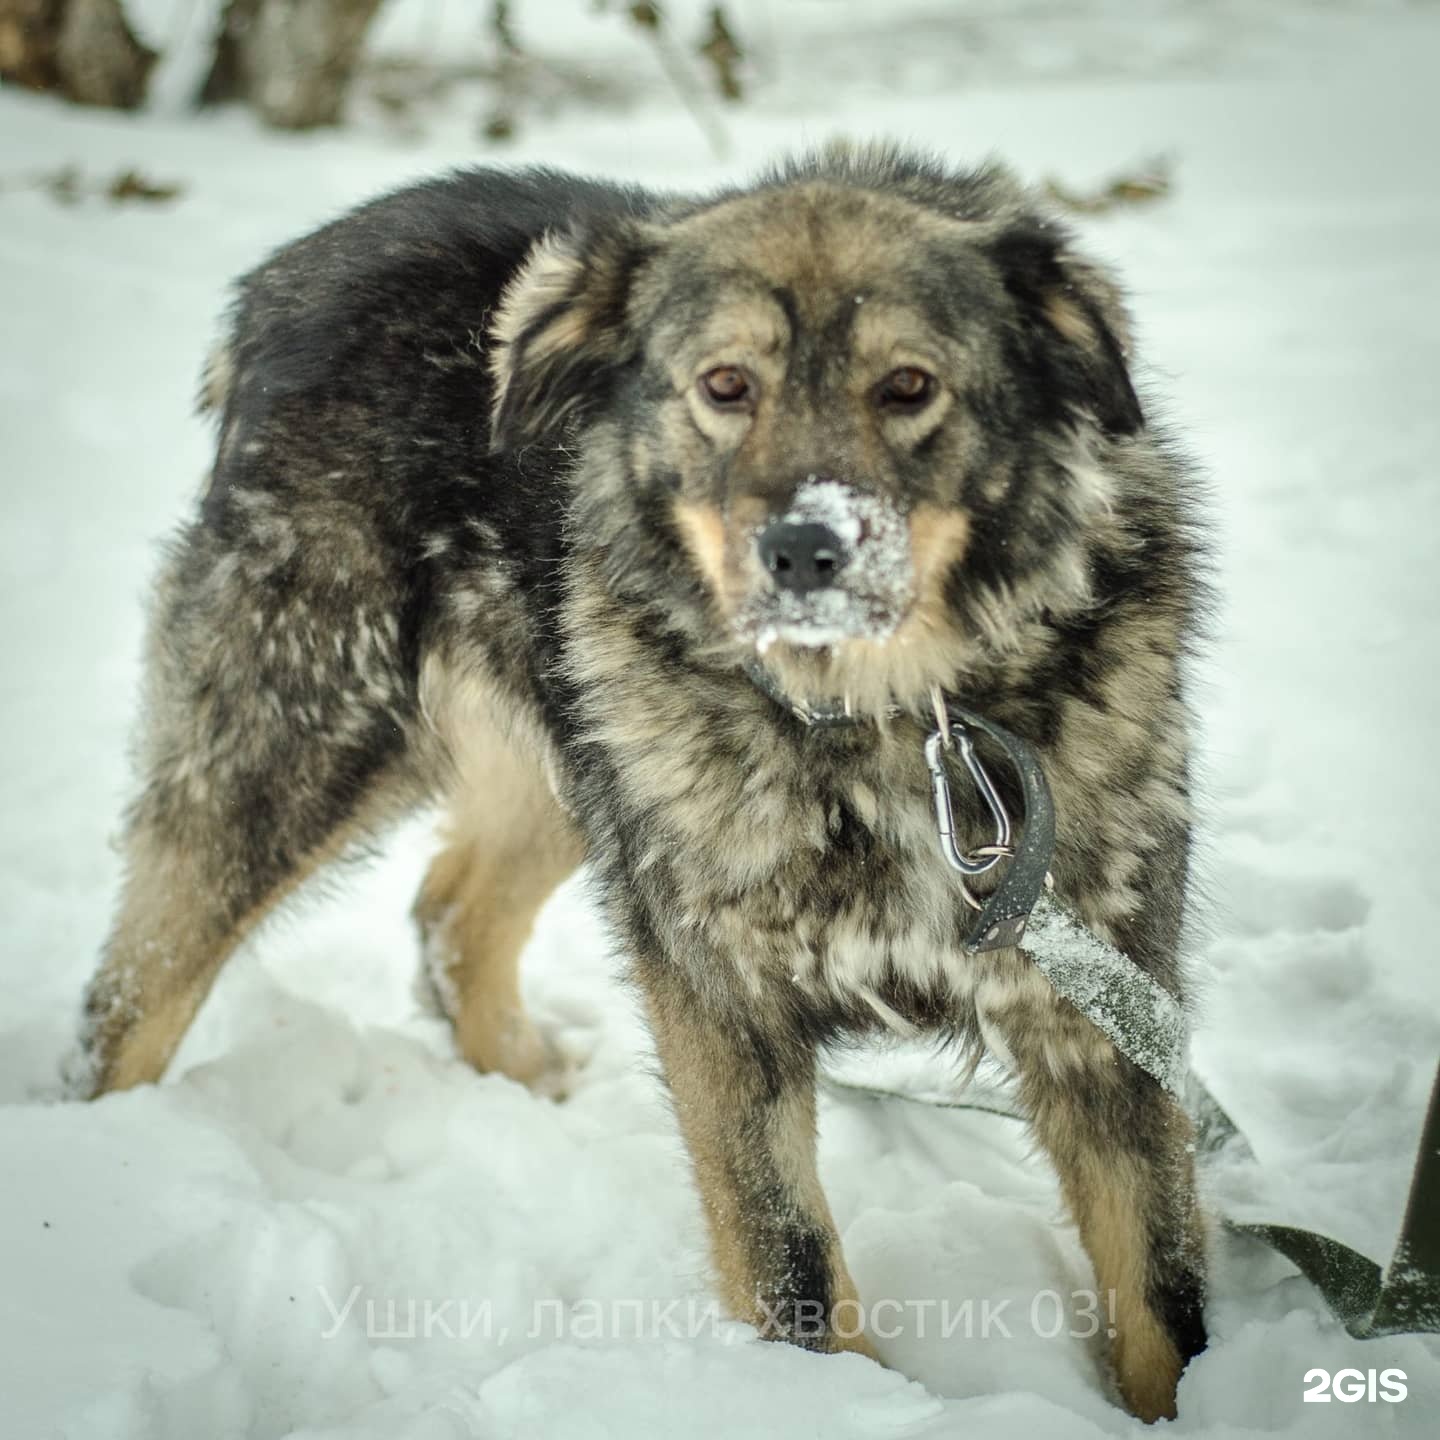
(2, 2), (1438, 1436)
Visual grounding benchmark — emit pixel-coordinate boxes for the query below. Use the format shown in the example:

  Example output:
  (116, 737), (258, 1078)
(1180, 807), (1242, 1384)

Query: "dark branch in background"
(0, 0), (155, 109)
(0, 163), (183, 203)
(482, 0), (525, 141)
(698, 4), (742, 102)
(478, 1), (740, 152)
(1045, 158), (1173, 215)
(197, 0), (254, 107)
(618, 1), (727, 156)
(492, 0), (521, 57)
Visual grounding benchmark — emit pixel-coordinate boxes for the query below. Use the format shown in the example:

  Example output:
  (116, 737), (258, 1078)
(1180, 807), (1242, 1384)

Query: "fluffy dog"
(78, 144), (1208, 1421)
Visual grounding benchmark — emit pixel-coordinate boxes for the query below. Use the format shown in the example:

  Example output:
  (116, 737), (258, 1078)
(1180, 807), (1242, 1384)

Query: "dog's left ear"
(489, 219), (654, 452)
(985, 218), (1144, 438)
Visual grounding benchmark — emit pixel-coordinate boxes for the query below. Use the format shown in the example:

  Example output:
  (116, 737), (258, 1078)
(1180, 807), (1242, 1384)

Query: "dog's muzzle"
(740, 477), (913, 649)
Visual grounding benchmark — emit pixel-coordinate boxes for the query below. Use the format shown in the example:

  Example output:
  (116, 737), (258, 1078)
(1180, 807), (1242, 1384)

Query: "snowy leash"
(747, 661), (1440, 1338)
(922, 692), (1189, 1097)
(916, 699), (1440, 1338)
(917, 696), (1440, 1339)
(743, 658), (1189, 1096)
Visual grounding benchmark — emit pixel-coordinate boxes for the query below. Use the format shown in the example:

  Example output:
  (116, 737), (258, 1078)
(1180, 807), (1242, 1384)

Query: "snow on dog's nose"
(747, 477), (913, 651)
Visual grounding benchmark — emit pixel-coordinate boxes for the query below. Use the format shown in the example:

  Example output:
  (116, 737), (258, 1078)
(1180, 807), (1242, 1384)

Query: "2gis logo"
(1302, 1368), (1407, 1403)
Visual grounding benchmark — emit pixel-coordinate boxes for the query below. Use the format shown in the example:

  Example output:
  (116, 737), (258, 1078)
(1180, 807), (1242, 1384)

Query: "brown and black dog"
(77, 144), (1209, 1421)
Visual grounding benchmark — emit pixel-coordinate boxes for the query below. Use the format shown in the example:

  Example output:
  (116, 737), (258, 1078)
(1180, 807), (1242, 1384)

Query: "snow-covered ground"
(3, 2), (1439, 1435)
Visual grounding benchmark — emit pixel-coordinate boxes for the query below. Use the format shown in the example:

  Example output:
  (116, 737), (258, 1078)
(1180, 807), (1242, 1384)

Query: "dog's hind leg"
(412, 665), (584, 1086)
(992, 988), (1207, 1422)
(82, 777), (410, 1097)
(77, 526), (422, 1097)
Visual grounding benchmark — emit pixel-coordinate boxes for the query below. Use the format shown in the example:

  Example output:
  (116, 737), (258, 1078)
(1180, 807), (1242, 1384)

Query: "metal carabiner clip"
(924, 695), (1058, 952)
(923, 723), (1013, 877)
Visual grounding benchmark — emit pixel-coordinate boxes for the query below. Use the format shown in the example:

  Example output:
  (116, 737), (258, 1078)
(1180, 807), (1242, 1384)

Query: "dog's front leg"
(641, 967), (877, 1360)
(994, 989), (1207, 1422)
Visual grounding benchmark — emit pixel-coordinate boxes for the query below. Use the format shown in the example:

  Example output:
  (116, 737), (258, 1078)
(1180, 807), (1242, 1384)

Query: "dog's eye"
(877, 367), (934, 408)
(699, 367), (753, 409)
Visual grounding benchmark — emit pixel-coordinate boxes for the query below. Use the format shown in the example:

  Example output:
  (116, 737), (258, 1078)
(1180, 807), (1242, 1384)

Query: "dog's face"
(490, 153), (1143, 713)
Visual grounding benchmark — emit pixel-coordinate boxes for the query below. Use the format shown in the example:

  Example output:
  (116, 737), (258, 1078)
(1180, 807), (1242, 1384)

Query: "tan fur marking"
(199, 342), (235, 414)
(663, 296), (790, 383)
(416, 652), (584, 1083)
(488, 233), (584, 355)
(103, 985), (214, 1093)
(673, 500), (729, 597)
(92, 779), (410, 1094)
(1065, 1151), (1185, 1423)
(487, 232), (591, 433)
(522, 299), (594, 367)
(849, 302), (947, 373)
(1043, 292), (1097, 347)
(984, 982), (1202, 1423)
(646, 986), (877, 1358)
(414, 726), (583, 1085)
(673, 494), (773, 625)
(908, 503), (972, 605)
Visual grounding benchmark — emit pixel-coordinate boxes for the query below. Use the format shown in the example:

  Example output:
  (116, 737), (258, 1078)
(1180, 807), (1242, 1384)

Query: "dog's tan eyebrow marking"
(849, 302), (948, 371)
(770, 285), (799, 336)
(661, 291), (791, 390)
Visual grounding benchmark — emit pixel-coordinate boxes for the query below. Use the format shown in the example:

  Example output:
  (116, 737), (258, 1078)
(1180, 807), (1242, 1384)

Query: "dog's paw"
(460, 1010), (577, 1101)
(57, 1037), (103, 1102)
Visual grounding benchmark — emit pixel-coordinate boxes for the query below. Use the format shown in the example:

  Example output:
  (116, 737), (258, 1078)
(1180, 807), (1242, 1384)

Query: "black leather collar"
(742, 658), (896, 729)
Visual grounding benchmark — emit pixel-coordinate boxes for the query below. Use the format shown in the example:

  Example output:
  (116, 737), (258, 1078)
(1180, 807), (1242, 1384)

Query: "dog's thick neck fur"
(554, 411), (1199, 1007)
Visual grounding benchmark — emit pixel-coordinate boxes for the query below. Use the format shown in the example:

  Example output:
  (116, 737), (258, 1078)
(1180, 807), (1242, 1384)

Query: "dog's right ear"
(982, 215), (1145, 439)
(489, 220), (653, 452)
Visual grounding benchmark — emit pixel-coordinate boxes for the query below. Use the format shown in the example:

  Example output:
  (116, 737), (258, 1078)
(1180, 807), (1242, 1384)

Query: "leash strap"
(1021, 893), (1189, 1098)
(1202, 1063), (1440, 1338)
(743, 662), (1189, 1096)
(931, 701), (1189, 1098)
(931, 700), (1056, 954)
(744, 663), (1440, 1337)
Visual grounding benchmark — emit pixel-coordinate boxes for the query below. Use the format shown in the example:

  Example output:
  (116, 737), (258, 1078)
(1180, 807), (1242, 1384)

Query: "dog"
(77, 143), (1209, 1421)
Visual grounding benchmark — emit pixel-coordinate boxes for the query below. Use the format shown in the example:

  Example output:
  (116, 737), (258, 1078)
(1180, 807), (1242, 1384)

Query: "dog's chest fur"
(559, 567), (1022, 1019)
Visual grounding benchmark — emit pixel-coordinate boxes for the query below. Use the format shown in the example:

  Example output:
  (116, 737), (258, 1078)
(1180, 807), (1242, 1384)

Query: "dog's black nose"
(757, 521), (849, 594)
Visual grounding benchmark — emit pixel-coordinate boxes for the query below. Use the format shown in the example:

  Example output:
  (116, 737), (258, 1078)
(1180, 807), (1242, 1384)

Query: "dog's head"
(489, 146), (1144, 714)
